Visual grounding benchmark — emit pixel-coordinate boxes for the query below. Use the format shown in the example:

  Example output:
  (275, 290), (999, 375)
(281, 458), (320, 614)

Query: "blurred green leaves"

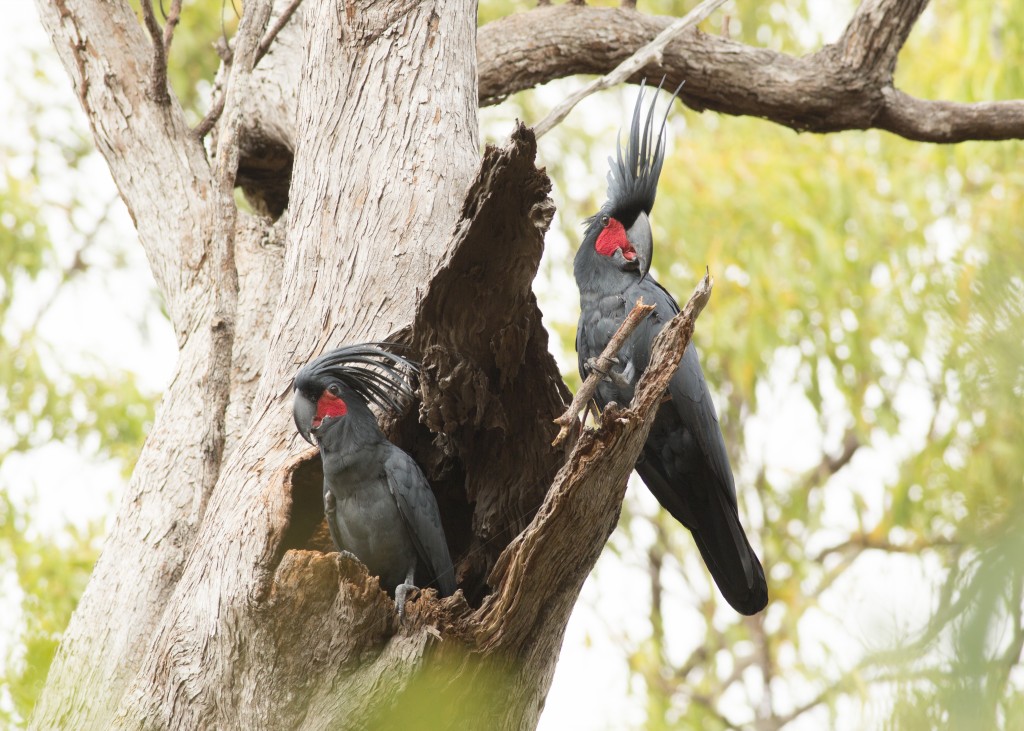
(488, 0), (1024, 727)
(0, 47), (157, 731)
(0, 0), (1020, 728)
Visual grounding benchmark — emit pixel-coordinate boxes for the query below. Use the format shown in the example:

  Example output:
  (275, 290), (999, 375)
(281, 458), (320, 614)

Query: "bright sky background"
(1, 4), (947, 728)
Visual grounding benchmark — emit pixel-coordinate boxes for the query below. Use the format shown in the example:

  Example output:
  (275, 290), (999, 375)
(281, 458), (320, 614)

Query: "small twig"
(193, 93), (227, 141)
(532, 0), (727, 138)
(27, 195), (119, 333)
(162, 0), (183, 55)
(254, 0), (304, 66)
(552, 299), (654, 447)
(140, 0), (171, 104)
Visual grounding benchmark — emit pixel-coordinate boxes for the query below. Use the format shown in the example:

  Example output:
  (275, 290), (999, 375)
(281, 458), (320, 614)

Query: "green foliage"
(364, 653), (517, 730)
(487, 0), (1024, 727)
(0, 54), (157, 728)
(0, 493), (100, 724)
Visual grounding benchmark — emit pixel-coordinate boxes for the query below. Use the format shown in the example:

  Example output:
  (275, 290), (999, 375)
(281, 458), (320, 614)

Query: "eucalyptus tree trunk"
(28, 0), (664, 728)
(31, 0), (1024, 727)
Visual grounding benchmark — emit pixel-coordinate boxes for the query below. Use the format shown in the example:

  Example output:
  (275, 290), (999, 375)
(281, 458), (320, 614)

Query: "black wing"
(633, 277), (767, 614)
(384, 447), (456, 596)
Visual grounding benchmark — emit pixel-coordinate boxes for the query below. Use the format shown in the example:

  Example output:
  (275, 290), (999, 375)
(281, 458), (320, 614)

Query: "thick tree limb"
(35, 0), (215, 335)
(551, 299), (654, 447)
(532, 0), (727, 138)
(876, 89), (1024, 143)
(231, 0), (1024, 210)
(478, 3), (1024, 142)
(201, 0), (274, 527)
(836, 0), (929, 75)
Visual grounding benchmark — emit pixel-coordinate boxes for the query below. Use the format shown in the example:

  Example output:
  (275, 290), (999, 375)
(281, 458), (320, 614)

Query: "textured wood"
(230, 1), (1024, 211)
(409, 123), (570, 605)
(101, 0), (486, 728)
(478, 1), (1024, 141)
(31, 2), (249, 727)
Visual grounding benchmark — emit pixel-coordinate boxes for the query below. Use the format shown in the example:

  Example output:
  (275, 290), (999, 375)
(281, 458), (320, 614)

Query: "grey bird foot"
(337, 549), (360, 563)
(585, 357), (631, 390)
(394, 582), (419, 623)
(323, 492), (345, 554)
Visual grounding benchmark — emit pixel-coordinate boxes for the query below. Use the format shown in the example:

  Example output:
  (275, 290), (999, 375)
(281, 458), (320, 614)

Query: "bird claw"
(394, 582), (419, 624)
(585, 356), (632, 390)
(337, 549), (360, 563)
(584, 356), (616, 379)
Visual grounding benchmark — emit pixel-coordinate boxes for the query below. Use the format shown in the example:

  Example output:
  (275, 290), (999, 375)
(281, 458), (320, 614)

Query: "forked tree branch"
(478, 1), (1024, 143)
(162, 0), (184, 57)
(255, 0), (304, 66)
(138, 1), (170, 104)
(227, 0), (1024, 212)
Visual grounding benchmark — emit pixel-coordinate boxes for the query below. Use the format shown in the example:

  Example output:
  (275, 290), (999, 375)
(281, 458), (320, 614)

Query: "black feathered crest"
(605, 79), (684, 218)
(294, 343), (418, 414)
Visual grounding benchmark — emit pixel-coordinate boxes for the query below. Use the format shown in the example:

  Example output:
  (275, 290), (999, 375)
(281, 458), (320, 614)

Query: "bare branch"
(193, 92), (227, 141)
(139, 1), (171, 104)
(878, 89), (1024, 142)
(812, 532), (958, 564)
(161, 0), (183, 56)
(799, 429), (860, 493)
(836, 0), (929, 76)
(255, 0), (303, 66)
(532, 0), (728, 138)
(477, 5), (1024, 143)
(552, 299), (655, 447)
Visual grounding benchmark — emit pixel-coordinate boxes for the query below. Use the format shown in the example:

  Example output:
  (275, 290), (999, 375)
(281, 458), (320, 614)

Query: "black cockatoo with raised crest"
(293, 344), (455, 618)
(574, 83), (768, 615)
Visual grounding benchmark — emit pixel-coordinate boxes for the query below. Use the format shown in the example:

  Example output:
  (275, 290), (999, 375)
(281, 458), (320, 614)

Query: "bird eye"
(328, 384), (340, 396)
(600, 215), (610, 227)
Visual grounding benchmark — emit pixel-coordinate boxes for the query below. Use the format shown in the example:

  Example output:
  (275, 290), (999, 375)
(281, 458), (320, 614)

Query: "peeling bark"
(409, 124), (570, 602)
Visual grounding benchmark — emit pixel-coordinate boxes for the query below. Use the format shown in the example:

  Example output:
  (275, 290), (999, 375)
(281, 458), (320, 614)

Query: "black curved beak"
(627, 211), (653, 282)
(293, 391), (316, 445)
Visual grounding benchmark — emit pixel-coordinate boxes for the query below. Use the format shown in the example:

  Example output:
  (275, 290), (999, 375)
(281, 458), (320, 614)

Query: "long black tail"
(689, 488), (768, 615)
(636, 461), (768, 615)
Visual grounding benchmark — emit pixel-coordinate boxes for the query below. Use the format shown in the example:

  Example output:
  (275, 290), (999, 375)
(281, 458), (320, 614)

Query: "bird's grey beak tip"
(293, 392), (317, 446)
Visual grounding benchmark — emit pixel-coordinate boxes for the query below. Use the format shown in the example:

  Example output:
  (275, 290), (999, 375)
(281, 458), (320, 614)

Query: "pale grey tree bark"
(29, 0), (1024, 729)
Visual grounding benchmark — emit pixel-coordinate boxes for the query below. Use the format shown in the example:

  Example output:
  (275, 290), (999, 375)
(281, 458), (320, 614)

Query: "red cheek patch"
(595, 218), (637, 260)
(313, 392), (347, 428)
